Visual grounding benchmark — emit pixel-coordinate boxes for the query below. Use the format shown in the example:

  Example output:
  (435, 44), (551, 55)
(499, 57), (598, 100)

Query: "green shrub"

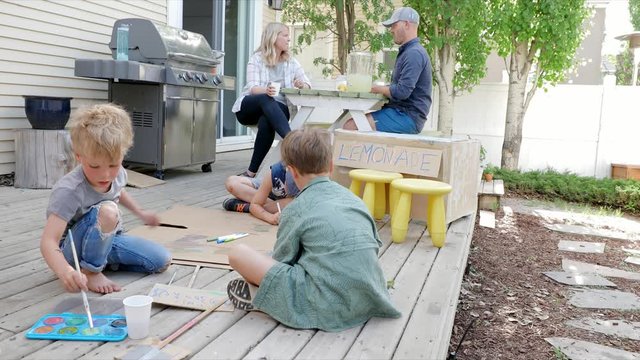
(488, 166), (640, 215)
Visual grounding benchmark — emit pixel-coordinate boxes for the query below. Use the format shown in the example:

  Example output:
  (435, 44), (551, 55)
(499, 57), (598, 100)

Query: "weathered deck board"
(31, 267), (229, 360)
(394, 215), (475, 359)
(218, 220), (418, 360)
(0, 149), (475, 359)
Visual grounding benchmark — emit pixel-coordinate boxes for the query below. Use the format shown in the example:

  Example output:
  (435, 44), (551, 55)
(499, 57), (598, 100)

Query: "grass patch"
(487, 166), (640, 215)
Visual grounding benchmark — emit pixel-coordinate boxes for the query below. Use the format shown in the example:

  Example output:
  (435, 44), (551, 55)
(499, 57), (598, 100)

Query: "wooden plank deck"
(0, 149), (475, 360)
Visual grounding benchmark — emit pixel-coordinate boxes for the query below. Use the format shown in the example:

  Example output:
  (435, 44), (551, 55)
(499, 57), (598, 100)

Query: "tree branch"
(523, 65), (541, 113)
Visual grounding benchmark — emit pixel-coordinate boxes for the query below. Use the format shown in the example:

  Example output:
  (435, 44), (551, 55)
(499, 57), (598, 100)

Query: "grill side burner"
(74, 19), (234, 179)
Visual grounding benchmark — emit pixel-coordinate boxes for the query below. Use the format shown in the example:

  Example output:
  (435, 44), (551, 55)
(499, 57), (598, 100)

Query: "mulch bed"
(449, 206), (640, 359)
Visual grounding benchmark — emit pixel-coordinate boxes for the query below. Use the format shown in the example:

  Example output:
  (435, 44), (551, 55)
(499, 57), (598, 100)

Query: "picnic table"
(256, 88), (386, 178)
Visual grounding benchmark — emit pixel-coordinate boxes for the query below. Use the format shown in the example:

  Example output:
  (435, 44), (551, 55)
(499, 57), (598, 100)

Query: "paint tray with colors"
(26, 313), (128, 341)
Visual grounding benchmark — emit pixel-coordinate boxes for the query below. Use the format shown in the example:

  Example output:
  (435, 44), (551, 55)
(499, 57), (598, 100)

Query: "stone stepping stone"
(569, 289), (640, 310)
(546, 337), (640, 360)
(543, 271), (616, 287)
(479, 210), (495, 228)
(562, 258), (640, 281)
(546, 223), (638, 241)
(558, 240), (605, 253)
(625, 257), (640, 266)
(565, 318), (640, 340)
(623, 248), (640, 256)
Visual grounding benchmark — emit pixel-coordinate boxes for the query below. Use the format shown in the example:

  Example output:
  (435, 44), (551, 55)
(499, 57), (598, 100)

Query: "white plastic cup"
(268, 81), (281, 97)
(123, 295), (153, 339)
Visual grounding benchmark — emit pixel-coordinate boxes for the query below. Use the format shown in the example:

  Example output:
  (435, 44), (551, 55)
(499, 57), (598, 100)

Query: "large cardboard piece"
(127, 205), (277, 266)
(332, 130), (481, 223)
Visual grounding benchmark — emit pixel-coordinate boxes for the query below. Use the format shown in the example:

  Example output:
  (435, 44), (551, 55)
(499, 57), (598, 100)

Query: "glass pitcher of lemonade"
(346, 51), (374, 92)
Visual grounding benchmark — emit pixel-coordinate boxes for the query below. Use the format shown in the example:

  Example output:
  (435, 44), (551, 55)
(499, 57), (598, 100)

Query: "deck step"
(478, 179), (504, 211)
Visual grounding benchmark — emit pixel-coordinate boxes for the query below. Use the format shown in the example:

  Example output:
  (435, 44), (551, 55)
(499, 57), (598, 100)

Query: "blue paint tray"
(25, 313), (128, 341)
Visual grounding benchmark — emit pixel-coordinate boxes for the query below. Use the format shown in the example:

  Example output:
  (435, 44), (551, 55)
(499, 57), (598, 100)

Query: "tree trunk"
(436, 41), (456, 136)
(501, 43), (529, 170)
(335, 0), (347, 73)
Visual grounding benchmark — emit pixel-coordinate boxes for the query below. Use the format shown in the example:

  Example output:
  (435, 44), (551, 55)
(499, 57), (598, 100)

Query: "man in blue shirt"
(344, 7), (432, 134)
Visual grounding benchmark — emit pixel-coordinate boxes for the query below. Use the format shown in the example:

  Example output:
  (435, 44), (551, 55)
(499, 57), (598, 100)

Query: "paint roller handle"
(157, 299), (225, 349)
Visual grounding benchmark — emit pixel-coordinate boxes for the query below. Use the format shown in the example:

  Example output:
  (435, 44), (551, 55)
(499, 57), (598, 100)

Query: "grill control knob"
(183, 72), (193, 82)
(211, 75), (222, 86)
(194, 74), (204, 83)
(201, 73), (209, 82)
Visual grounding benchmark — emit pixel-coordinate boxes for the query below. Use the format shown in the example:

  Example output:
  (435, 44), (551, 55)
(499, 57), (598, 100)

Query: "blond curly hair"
(69, 103), (133, 162)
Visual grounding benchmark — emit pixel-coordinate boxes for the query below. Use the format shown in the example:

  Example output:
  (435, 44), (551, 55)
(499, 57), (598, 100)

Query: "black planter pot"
(23, 96), (72, 130)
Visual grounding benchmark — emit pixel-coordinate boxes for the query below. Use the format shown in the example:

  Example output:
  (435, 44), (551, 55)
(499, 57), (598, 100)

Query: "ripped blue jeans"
(60, 201), (171, 273)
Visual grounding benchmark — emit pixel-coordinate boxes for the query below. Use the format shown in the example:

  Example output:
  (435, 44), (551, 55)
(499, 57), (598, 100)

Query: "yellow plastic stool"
(390, 178), (452, 247)
(348, 169), (403, 220)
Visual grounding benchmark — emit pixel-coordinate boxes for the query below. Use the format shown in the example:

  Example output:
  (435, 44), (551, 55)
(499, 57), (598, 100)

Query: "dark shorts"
(371, 107), (419, 134)
(249, 162), (299, 200)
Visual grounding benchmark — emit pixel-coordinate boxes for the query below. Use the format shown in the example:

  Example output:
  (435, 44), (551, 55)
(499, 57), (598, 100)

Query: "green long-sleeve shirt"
(253, 176), (401, 332)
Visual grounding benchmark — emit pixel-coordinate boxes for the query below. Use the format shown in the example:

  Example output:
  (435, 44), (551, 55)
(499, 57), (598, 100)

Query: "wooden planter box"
(611, 163), (640, 180)
(331, 130), (480, 224)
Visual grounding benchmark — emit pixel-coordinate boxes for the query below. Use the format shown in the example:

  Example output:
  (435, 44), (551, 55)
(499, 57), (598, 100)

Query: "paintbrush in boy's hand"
(68, 231), (94, 328)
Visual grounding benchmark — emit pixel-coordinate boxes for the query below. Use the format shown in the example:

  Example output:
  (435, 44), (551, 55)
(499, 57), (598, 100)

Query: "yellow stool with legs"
(390, 178), (452, 247)
(348, 169), (403, 220)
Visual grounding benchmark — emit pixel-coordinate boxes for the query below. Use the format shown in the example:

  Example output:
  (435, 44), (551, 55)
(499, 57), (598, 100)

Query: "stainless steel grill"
(74, 18), (234, 179)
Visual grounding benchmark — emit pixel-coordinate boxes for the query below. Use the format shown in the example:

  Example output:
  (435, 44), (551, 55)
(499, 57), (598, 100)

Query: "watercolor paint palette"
(26, 313), (128, 341)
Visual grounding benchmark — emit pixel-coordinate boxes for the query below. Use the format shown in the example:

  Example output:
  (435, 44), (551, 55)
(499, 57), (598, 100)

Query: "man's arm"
(388, 49), (427, 101)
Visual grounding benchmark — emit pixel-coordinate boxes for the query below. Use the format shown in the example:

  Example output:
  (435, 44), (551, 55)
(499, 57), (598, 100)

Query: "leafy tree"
(405, 0), (491, 135)
(630, 0), (640, 30)
(282, 0), (393, 77)
(489, 0), (590, 170)
(615, 45), (634, 85)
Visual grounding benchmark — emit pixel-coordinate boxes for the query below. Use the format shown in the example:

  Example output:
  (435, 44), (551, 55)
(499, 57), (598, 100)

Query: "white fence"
(441, 82), (640, 178)
(309, 78), (638, 179)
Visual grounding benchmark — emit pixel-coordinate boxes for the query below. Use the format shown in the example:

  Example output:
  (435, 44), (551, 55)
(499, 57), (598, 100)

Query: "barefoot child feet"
(40, 104), (172, 294)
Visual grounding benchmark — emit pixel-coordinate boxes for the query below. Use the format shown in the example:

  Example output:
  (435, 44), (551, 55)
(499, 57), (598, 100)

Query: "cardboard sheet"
(126, 169), (166, 188)
(148, 283), (230, 311)
(127, 205), (278, 266)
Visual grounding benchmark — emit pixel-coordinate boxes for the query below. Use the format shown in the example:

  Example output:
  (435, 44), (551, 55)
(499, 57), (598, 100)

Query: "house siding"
(0, 0), (167, 175)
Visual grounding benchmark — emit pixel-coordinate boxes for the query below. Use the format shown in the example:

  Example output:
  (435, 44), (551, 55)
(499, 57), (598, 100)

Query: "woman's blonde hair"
(69, 103), (133, 162)
(281, 128), (332, 175)
(257, 22), (290, 66)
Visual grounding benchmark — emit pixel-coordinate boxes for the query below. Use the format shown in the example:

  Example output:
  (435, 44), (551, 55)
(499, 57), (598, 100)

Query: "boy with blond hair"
(227, 128), (400, 331)
(40, 103), (171, 294)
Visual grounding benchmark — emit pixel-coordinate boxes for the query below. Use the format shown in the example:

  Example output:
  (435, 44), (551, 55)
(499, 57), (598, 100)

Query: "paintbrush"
(68, 231), (94, 328)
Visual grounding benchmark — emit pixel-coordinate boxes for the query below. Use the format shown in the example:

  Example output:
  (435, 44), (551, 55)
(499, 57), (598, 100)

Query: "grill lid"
(108, 18), (220, 66)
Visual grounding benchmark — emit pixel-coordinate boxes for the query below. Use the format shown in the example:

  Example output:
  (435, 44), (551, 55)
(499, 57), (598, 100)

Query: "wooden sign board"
(333, 134), (442, 178)
(127, 205), (277, 266)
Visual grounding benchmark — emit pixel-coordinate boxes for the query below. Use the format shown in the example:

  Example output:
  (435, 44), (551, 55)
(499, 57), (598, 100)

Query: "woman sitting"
(232, 22), (311, 178)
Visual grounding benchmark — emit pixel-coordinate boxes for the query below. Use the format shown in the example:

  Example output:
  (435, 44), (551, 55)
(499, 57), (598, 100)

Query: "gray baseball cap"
(382, 7), (420, 27)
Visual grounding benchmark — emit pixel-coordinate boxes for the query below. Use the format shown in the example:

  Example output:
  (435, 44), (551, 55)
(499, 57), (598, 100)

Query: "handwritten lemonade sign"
(334, 139), (443, 177)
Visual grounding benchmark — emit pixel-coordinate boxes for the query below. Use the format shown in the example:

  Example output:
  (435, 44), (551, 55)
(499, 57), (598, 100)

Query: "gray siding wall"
(0, 0), (167, 175)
